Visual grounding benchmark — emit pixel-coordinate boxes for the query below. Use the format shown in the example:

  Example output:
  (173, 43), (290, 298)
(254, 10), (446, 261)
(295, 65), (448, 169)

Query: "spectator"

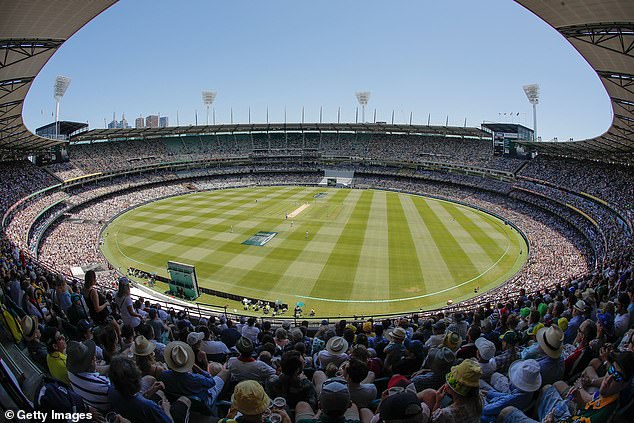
(499, 351), (634, 423)
(114, 277), (142, 329)
(45, 327), (69, 385)
(108, 354), (191, 423)
(535, 326), (565, 386)
(66, 340), (110, 411)
(158, 340), (229, 414)
(316, 336), (349, 370)
(481, 359), (542, 422)
(227, 337), (276, 383)
(229, 380), (291, 423)
(241, 317), (260, 343)
(186, 331), (209, 372)
(132, 335), (167, 379)
(20, 315), (47, 369)
(265, 350), (318, 411)
(564, 300), (587, 345)
(295, 377), (361, 423)
(411, 347), (456, 392)
(421, 359), (482, 423)
(376, 390), (431, 423)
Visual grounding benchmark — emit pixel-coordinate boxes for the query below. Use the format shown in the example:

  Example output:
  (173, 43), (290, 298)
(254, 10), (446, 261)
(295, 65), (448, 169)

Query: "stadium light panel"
(523, 84), (539, 140)
(355, 91), (371, 123)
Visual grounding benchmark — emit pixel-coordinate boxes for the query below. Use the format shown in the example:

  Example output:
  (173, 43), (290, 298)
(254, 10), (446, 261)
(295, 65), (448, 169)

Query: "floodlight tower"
(355, 91), (371, 123)
(202, 91), (217, 125)
(522, 84), (539, 141)
(54, 75), (71, 139)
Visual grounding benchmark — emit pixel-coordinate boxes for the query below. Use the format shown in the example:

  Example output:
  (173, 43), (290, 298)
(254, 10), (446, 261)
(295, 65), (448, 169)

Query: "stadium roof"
(71, 122), (489, 143)
(0, 1), (116, 155)
(481, 123), (534, 134)
(1, 0), (633, 163)
(36, 121), (88, 137)
(515, 0), (634, 163)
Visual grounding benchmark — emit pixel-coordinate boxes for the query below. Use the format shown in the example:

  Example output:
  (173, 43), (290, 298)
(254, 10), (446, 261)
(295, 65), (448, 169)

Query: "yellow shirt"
(47, 352), (69, 384)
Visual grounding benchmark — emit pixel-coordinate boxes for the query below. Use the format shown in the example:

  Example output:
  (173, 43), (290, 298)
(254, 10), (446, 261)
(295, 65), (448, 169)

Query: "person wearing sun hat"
(20, 315), (47, 368)
(158, 341), (229, 414)
(316, 336), (349, 370)
(132, 335), (167, 379)
(474, 337), (497, 381)
(226, 380), (292, 423)
(227, 336), (276, 383)
(481, 359), (542, 423)
(384, 327), (408, 373)
(411, 346), (456, 391)
(420, 359), (482, 423)
(534, 325), (565, 386)
(500, 352), (634, 423)
(564, 299), (588, 345)
(442, 331), (462, 352)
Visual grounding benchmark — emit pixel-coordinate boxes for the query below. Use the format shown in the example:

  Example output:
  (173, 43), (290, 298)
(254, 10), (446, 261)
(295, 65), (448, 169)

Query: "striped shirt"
(68, 371), (111, 411)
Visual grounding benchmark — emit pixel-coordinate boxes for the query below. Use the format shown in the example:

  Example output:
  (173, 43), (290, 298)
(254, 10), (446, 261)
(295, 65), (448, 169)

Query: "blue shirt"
(482, 386), (534, 423)
(536, 353), (564, 386)
(564, 315), (584, 345)
(158, 370), (217, 411)
(108, 387), (171, 423)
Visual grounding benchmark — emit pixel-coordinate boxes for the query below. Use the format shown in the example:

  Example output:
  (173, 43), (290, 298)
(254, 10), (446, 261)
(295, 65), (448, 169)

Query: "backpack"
(0, 305), (23, 343)
(35, 376), (88, 420)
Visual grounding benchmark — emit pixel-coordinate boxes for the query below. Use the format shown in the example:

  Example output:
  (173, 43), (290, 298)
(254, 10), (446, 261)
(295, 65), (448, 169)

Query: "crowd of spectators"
(66, 133), (526, 175)
(2, 236), (632, 422)
(1, 143), (633, 422)
(520, 156), (634, 224)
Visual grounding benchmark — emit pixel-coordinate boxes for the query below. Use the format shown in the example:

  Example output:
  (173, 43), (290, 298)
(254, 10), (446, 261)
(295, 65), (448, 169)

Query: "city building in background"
(159, 116), (168, 128)
(107, 114), (130, 129)
(145, 114), (159, 128)
(135, 117), (144, 129)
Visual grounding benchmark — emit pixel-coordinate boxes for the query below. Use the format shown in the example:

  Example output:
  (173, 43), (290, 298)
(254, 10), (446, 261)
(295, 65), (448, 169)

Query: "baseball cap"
(474, 337), (496, 361)
(320, 378), (350, 416)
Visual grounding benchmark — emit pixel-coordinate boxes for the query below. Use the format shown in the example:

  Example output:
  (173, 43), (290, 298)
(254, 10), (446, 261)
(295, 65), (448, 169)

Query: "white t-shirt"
(316, 350), (348, 370)
(241, 325), (260, 343)
(226, 357), (276, 383)
(117, 295), (141, 328)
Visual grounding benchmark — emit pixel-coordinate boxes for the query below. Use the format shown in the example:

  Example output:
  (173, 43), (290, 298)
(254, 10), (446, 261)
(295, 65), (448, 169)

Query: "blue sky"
(23, 0), (612, 142)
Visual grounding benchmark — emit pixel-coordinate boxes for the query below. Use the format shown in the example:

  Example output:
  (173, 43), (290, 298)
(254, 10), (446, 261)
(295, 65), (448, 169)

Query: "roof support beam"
(0, 39), (64, 69)
(558, 23), (634, 57)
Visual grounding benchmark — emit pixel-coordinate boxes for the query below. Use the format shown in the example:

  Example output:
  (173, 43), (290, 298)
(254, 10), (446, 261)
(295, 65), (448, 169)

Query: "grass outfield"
(100, 186), (527, 316)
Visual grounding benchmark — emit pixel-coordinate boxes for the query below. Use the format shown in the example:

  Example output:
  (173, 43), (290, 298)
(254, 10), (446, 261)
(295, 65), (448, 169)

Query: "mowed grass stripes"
(101, 187), (527, 316)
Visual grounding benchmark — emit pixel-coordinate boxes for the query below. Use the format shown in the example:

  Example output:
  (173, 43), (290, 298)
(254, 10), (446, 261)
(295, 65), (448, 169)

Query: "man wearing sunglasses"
(499, 351), (633, 423)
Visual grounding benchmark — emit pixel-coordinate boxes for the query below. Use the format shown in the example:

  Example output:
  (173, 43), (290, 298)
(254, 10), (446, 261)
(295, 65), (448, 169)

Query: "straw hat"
(387, 327), (407, 342)
(536, 325), (564, 358)
(326, 336), (349, 355)
(19, 315), (38, 341)
(131, 335), (156, 356)
(443, 331), (462, 351)
(508, 359), (542, 393)
(573, 300), (588, 313)
(164, 341), (195, 373)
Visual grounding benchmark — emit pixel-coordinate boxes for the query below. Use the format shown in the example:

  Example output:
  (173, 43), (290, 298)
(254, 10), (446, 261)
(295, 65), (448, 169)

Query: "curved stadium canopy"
(0, 0), (633, 163)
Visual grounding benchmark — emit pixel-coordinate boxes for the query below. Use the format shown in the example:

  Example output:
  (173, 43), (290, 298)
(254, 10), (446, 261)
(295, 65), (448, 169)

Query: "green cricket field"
(100, 186), (527, 317)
